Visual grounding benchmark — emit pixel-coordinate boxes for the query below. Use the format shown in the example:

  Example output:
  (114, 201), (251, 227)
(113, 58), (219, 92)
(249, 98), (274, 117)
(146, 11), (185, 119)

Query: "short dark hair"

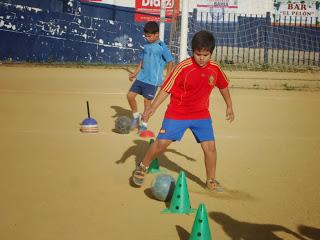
(191, 31), (215, 53)
(143, 21), (159, 34)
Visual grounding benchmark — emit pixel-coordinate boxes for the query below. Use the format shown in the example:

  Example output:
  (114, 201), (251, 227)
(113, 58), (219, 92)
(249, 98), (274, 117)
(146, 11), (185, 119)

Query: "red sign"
(134, 0), (180, 22)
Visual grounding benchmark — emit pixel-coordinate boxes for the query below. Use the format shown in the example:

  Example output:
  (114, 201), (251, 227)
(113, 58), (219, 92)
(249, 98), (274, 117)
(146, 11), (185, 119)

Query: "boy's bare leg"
(140, 98), (152, 130)
(200, 140), (223, 191)
(127, 91), (141, 129)
(142, 139), (172, 167)
(132, 139), (172, 186)
(127, 91), (138, 113)
(143, 98), (152, 112)
(200, 140), (217, 180)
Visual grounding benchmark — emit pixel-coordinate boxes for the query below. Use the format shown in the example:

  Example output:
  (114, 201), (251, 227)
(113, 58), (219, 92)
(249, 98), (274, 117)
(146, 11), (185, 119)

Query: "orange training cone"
(139, 130), (155, 138)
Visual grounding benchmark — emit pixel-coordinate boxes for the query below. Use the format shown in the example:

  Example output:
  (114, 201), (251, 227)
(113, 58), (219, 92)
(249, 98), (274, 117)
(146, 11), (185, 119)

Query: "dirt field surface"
(0, 65), (320, 240)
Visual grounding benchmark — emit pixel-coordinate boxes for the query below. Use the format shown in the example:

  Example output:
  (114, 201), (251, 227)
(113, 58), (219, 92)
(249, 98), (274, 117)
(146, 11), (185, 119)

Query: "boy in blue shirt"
(127, 21), (174, 133)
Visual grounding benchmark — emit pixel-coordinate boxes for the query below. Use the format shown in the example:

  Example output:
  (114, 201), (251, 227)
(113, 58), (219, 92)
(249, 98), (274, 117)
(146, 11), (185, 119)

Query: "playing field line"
(0, 128), (118, 136)
(0, 89), (127, 95)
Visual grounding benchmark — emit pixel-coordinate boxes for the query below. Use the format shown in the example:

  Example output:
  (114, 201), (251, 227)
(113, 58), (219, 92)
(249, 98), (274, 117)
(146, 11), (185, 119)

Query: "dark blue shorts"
(129, 80), (158, 100)
(157, 118), (215, 143)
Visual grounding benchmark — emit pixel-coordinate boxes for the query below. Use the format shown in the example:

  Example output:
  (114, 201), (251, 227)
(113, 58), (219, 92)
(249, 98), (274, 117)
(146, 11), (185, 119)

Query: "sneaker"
(139, 124), (148, 133)
(206, 179), (224, 192)
(130, 117), (140, 130)
(132, 162), (149, 186)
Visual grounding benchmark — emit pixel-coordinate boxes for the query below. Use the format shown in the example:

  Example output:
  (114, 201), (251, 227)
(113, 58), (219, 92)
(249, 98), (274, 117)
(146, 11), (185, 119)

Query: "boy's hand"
(142, 108), (155, 122)
(226, 106), (235, 123)
(129, 73), (136, 81)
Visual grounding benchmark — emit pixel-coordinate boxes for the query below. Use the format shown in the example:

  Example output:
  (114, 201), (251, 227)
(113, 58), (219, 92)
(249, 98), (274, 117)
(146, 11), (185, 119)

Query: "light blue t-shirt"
(136, 40), (174, 86)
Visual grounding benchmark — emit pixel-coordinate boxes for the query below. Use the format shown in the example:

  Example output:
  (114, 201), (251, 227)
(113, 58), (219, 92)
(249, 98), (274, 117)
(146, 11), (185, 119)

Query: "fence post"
(264, 12), (271, 65)
(192, 8), (198, 20)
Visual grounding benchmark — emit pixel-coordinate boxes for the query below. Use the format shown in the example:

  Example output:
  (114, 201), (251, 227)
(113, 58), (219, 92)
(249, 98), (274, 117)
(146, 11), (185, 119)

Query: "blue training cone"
(80, 101), (98, 133)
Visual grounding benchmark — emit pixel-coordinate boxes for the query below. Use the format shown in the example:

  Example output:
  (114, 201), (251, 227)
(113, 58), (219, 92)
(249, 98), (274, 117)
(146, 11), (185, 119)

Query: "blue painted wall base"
(0, 1), (148, 64)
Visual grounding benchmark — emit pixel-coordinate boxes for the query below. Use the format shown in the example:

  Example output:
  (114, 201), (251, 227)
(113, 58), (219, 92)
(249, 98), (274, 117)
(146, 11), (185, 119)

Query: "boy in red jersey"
(132, 31), (235, 192)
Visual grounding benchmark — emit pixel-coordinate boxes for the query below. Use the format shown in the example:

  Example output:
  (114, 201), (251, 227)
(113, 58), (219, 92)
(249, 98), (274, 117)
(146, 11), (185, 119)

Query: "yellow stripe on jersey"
(163, 59), (192, 92)
(209, 60), (229, 82)
(162, 58), (193, 92)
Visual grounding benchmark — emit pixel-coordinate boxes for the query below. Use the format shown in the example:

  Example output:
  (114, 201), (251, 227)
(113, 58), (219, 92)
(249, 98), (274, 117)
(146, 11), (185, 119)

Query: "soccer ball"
(151, 174), (176, 202)
(115, 116), (131, 134)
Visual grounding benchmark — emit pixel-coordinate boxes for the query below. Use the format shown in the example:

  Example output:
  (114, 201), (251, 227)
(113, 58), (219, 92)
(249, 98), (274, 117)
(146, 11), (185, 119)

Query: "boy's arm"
(219, 87), (235, 123)
(129, 61), (142, 81)
(165, 61), (174, 79)
(142, 89), (169, 121)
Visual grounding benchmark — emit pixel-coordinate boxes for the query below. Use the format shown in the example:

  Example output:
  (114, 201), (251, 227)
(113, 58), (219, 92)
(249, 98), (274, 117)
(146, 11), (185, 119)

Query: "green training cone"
(189, 203), (212, 240)
(147, 139), (161, 173)
(162, 171), (196, 214)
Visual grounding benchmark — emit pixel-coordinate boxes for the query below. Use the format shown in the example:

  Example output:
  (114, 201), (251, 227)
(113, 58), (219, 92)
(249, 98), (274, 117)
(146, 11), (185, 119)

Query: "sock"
(140, 121), (147, 128)
(133, 112), (140, 119)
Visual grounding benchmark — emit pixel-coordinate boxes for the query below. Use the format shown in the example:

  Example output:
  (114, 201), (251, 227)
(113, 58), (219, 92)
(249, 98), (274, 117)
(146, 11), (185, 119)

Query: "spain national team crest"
(159, 129), (166, 134)
(208, 75), (215, 85)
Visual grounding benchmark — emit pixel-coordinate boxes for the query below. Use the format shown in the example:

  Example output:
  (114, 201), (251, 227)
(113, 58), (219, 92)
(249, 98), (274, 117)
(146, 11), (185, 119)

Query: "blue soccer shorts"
(129, 80), (158, 100)
(157, 118), (215, 143)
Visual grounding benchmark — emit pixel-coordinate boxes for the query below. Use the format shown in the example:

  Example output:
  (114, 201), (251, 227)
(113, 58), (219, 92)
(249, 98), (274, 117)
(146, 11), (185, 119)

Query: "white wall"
(103, 0), (274, 14)
(95, 0), (134, 7)
(99, 0), (273, 15)
(188, 0), (273, 15)
(237, 0), (273, 14)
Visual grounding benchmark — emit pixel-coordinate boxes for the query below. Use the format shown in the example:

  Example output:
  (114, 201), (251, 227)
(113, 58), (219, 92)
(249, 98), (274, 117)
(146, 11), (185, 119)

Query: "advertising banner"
(134, 0), (179, 22)
(196, 0), (238, 8)
(273, 0), (320, 26)
(196, 0), (239, 22)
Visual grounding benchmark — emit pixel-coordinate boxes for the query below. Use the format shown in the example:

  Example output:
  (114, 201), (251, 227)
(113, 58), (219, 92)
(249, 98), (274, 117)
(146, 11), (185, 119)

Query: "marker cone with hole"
(189, 203), (212, 240)
(162, 171), (195, 214)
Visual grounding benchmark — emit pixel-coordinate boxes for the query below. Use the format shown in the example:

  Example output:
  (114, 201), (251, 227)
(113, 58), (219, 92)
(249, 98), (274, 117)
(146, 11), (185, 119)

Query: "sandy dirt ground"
(0, 65), (319, 240)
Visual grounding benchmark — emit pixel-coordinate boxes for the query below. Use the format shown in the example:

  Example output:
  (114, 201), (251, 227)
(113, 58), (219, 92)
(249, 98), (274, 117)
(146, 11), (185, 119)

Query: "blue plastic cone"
(162, 171), (196, 214)
(189, 204), (212, 240)
(80, 101), (98, 133)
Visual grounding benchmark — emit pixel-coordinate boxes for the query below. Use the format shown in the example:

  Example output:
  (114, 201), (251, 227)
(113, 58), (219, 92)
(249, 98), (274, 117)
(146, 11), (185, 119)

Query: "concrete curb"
(226, 71), (320, 91)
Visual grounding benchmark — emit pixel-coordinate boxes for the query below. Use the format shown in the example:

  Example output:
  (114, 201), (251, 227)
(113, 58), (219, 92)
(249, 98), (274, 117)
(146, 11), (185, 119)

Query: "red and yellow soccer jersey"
(161, 57), (229, 120)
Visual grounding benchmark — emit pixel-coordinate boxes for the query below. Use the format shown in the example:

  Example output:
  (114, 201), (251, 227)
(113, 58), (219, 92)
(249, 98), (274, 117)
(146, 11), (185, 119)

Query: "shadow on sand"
(298, 225), (320, 240)
(210, 211), (308, 240)
(110, 105), (131, 119)
(175, 225), (190, 240)
(115, 139), (205, 188)
(117, 138), (256, 201)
